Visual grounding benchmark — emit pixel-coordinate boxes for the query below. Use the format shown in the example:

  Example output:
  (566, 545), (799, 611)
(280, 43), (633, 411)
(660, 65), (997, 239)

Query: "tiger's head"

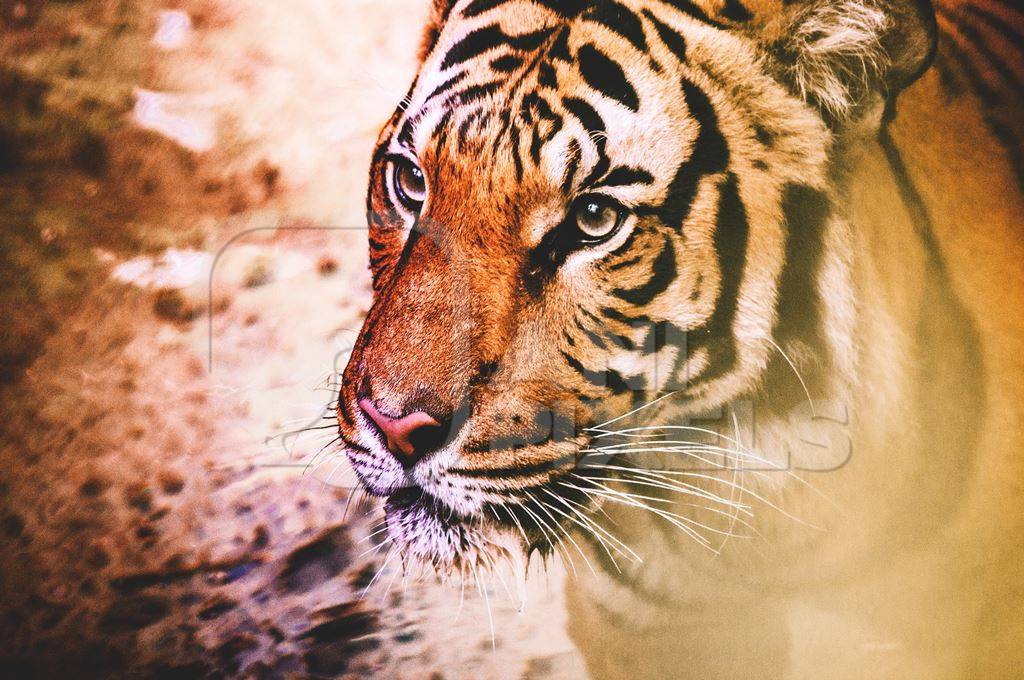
(337, 0), (935, 570)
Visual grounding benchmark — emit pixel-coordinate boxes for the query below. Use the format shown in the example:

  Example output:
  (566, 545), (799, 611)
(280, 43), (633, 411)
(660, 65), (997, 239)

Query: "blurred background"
(0, 1), (581, 677)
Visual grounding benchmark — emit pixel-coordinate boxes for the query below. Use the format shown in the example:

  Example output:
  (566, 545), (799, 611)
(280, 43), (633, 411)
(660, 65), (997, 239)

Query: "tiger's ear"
(764, 0), (937, 123)
(420, 0), (460, 62)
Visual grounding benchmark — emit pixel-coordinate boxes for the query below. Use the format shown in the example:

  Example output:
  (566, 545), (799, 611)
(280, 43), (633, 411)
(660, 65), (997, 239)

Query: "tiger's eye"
(573, 196), (626, 242)
(392, 158), (427, 212)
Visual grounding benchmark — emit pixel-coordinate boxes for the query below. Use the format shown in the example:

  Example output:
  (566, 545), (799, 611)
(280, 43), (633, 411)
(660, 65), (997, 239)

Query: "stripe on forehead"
(397, 0), (720, 188)
(401, 3), (561, 138)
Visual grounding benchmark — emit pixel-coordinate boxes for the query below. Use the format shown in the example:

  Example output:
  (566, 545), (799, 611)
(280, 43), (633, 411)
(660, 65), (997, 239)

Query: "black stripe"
(491, 54), (524, 72)
(642, 9), (688, 63)
(460, 113), (488, 150)
(611, 233), (677, 306)
(457, 110), (483, 149)
(507, 27), (556, 51)
(605, 329), (636, 351)
(542, 115), (564, 143)
(753, 123), (775, 147)
(339, 432), (370, 454)
(532, 94), (557, 121)
(530, 127), (544, 164)
(635, 320), (691, 391)
(600, 166), (655, 187)
(527, 220), (575, 283)
(600, 306), (650, 326)
(532, 0), (587, 19)
(640, 319), (685, 355)
(691, 173), (749, 382)
(538, 61), (558, 88)
(441, 23), (506, 70)
(577, 43), (641, 111)
(561, 351), (631, 394)
(397, 115), (418, 146)
(660, 0), (724, 27)
(963, 5), (1024, 50)
(494, 109), (513, 147)
(581, 305), (636, 350)
(562, 96), (611, 186)
(938, 22), (1001, 106)
(519, 98), (535, 125)
(607, 253), (644, 271)
(550, 26), (573, 62)
(932, 22), (1023, 194)
(510, 122), (525, 180)
(580, 307), (606, 326)
(533, 116), (563, 163)
(582, 154), (611, 188)
(680, 78), (728, 163)
(720, 0), (752, 23)
(562, 138), (583, 193)
(577, 316), (608, 350)
(775, 184), (830, 345)
(759, 182), (831, 405)
(452, 456), (573, 477)
(987, 117), (1024, 198)
(490, 117), (509, 161)
(561, 97), (606, 145)
(431, 108), (456, 154)
(657, 79), (729, 231)
(446, 80), (504, 106)
(938, 6), (1024, 95)
(462, 0), (506, 18)
(584, 1), (648, 53)
(424, 70), (469, 104)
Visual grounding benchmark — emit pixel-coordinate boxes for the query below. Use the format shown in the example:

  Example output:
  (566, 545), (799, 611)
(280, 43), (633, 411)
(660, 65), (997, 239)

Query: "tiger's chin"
(382, 488), (525, 575)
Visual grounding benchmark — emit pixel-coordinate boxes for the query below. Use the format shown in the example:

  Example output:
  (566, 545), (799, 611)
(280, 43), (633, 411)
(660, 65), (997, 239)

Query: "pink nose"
(358, 398), (443, 465)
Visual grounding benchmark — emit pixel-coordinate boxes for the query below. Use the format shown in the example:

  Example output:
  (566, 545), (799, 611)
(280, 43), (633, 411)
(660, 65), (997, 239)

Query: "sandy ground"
(0, 1), (584, 677)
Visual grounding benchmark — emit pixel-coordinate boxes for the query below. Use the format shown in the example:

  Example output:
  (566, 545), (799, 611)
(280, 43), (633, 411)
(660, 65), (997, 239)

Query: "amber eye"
(390, 157), (427, 213)
(572, 195), (627, 243)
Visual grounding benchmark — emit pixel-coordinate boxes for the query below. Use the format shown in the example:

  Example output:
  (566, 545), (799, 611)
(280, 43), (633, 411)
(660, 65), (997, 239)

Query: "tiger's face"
(337, 0), (934, 569)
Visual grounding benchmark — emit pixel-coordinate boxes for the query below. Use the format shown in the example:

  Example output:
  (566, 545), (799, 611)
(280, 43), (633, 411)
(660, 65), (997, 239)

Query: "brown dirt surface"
(0, 1), (582, 677)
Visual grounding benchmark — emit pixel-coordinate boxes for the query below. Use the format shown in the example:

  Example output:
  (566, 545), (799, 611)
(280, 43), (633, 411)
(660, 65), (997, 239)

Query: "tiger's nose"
(358, 398), (446, 466)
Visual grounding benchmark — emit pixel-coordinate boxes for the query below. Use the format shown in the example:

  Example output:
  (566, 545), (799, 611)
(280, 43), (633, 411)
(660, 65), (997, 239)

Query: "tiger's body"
(336, 0), (1024, 677)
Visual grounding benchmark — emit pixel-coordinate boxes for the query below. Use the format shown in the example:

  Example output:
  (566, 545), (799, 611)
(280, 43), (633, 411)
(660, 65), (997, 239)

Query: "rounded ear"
(420, 0), (460, 62)
(763, 0), (937, 123)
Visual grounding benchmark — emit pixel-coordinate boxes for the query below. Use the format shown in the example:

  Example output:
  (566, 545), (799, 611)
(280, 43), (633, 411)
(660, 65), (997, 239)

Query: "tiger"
(335, 0), (1024, 677)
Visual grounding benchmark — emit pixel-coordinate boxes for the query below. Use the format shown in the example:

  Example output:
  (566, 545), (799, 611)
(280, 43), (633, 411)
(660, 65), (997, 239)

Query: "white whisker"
(586, 468), (753, 514)
(588, 390), (681, 431)
(758, 334), (818, 417)
(521, 490), (581, 579)
(567, 477), (717, 551)
(531, 490), (601, 577)
(469, 560), (496, 651)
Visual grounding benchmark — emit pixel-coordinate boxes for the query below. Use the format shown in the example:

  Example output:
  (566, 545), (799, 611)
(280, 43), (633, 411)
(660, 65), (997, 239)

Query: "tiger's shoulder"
(867, 2), (1024, 664)
(887, 0), (1024, 471)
